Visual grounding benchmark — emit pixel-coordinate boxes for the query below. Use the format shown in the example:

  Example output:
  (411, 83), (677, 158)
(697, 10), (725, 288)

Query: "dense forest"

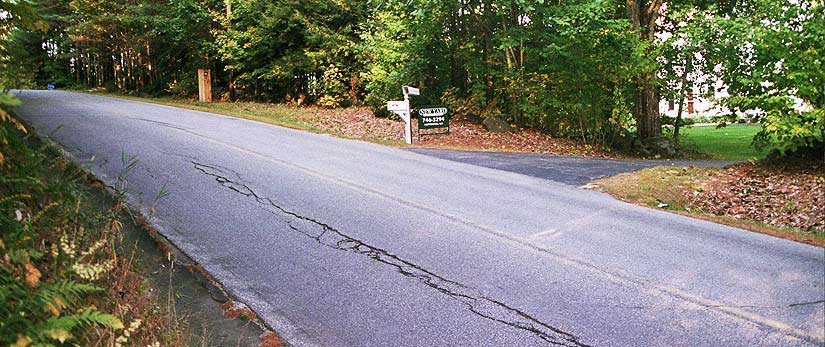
(1, 0), (823, 155)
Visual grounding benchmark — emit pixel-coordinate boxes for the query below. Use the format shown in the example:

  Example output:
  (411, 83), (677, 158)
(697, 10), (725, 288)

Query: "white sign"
(403, 86), (419, 96)
(418, 107), (447, 117)
(388, 85), (423, 144)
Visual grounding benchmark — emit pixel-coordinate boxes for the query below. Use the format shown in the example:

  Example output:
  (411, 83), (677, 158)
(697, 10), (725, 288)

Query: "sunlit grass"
(680, 124), (773, 161)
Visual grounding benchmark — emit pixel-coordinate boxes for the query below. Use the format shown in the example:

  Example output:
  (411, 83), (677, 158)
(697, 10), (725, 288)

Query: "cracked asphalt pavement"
(14, 90), (825, 347)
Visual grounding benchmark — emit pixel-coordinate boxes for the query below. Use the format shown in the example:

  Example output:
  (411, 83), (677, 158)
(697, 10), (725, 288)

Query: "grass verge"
(79, 91), (611, 157)
(84, 91), (389, 140)
(590, 165), (825, 247)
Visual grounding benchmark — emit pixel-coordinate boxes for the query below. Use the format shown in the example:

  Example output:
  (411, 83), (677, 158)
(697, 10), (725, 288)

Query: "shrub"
(0, 119), (127, 346)
(314, 65), (347, 108)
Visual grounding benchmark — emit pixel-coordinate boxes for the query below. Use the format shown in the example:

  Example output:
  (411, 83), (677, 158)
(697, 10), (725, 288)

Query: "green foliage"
(209, 0), (368, 102)
(4, 0), (823, 154)
(361, 0), (649, 146)
(359, 10), (422, 109)
(522, 0), (648, 144)
(1, 93), (26, 164)
(0, 122), (125, 346)
(314, 65), (347, 108)
(658, 5), (716, 137)
(709, 0), (824, 155)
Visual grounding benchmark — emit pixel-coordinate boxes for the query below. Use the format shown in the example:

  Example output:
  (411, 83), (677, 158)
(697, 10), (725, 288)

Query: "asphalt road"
(407, 148), (734, 186)
(14, 90), (825, 347)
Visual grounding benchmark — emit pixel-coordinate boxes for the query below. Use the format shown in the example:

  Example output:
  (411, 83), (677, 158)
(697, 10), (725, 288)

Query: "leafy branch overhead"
(1, 0), (823, 156)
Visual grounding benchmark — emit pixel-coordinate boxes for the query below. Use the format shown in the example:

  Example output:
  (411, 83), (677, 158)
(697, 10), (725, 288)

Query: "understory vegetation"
(0, 120), (191, 346)
(0, 0), (822, 157)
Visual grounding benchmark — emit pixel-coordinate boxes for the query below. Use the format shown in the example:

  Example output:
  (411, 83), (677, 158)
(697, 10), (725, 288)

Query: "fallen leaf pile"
(305, 107), (613, 157)
(685, 160), (824, 232)
(414, 121), (611, 157)
(307, 107), (403, 143)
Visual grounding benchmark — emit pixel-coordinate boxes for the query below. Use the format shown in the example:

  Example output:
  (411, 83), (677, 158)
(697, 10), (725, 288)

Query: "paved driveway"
(408, 148), (735, 186)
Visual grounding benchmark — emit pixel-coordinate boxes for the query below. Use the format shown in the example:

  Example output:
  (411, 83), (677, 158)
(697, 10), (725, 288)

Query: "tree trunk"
(635, 80), (661, 139)
(627, 0), (664, 140)
(228, 69), (236, 101)
(674, 94), (685, 144)
(482, 0), (494, 102)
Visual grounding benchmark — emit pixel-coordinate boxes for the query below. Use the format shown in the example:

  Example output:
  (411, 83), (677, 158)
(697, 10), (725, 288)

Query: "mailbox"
(387, 100), (408, 112)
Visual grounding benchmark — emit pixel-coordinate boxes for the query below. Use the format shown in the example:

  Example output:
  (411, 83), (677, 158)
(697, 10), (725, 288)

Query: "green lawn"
(680, 124), (771, 161)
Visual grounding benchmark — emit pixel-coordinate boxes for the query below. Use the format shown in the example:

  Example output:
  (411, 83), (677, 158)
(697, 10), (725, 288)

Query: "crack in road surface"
(192, 161), (593, 347)
(126, 116), (192, 130)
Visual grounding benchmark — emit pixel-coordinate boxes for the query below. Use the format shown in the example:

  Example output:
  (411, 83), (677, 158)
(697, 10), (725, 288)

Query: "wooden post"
(198, 68), (212, 102)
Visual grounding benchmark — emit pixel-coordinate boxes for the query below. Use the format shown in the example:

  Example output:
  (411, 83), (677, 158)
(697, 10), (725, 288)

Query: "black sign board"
(418, 107), (449, 129)
(416, 106), (449, 141)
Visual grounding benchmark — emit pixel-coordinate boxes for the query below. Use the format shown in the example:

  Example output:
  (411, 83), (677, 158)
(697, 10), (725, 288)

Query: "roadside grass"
(95, 91), (768, 160)
(591, 166), (825, 247)
(86, 92), (406, 144)
(79, 91), (613, 157)
(99, 92), (323, 131)
(0, 121), (192, 346)
(680, 124), (772, 161)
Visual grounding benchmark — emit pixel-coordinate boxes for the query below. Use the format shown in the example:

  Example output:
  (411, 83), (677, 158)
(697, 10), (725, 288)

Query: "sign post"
(387, 86), (450, 144)
(387, 86), (419, 144)
(198, 68), (212, 102)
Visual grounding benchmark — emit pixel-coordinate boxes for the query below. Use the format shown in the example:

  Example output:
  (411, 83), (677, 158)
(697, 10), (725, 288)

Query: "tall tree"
(626, 0), (664, 140)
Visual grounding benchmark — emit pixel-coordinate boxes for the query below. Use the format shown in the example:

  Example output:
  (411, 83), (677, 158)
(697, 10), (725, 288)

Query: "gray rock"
(640, 136), (681, 158)
(612, 128), (639, 151)
(482, 116), (516, 133)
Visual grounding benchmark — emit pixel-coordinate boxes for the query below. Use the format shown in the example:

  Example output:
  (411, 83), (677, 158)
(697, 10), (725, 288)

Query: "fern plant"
(1, 122), (125, 346)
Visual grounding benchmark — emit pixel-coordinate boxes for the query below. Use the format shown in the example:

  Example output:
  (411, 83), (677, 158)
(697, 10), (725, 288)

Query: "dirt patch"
(412, 121), (612, 157)
(306, 106), (402, 143)
(260, 332), (285, 347)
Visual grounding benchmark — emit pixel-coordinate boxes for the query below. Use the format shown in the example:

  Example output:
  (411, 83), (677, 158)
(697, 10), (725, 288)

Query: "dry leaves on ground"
(303, 107), (614, 157)
(685, 160), (824, 233)
(414, 121), (613, 157)
(305, 107), (404, 143)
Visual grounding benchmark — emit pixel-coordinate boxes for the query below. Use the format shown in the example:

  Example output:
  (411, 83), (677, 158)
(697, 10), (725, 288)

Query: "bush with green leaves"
(710, 0), (824, 158)
(314, 65), (347, 108)
(0, 121), (126, 346)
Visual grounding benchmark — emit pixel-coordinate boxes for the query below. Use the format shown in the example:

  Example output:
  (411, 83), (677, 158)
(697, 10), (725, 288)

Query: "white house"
(659, 79), (729, 120)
